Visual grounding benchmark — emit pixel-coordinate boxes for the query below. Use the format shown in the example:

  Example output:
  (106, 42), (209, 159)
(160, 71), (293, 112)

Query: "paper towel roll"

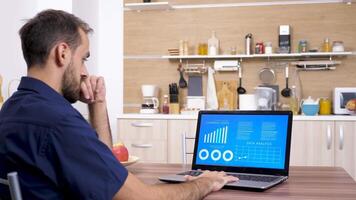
(239, 94), (257, 110)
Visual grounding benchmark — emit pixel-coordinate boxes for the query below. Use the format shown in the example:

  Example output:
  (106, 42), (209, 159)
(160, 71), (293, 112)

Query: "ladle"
(281, 66), (291, 97)
(237, 67), (246, 94)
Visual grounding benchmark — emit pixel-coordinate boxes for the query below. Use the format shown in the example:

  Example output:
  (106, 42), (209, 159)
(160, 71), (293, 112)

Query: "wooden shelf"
(124, 0), (352, 11)
(162, 52), (355, 60)
(124, 2), (172, 11)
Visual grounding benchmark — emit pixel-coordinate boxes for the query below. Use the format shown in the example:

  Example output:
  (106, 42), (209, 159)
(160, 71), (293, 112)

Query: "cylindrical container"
(239, 94), (257, 110)
(245, 33), (253, 55)
(332, 41), (344, 52)
(198, 43), (208, 55)
(319, 97), (332, 115)
(265, 42), (273, 54)
(322, 38), (331, 52)
(298, 40), (308, 53)
(169, 103), (180, 114)
(162, 95), (169, 114)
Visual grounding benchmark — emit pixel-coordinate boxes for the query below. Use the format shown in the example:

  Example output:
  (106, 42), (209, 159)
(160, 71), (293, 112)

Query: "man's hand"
(80, 76), (106, 104)
(185, 171), (238, 192)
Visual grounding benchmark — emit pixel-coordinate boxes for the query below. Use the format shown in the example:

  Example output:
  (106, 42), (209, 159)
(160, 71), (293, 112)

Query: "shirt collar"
(17, 76), (71, 105)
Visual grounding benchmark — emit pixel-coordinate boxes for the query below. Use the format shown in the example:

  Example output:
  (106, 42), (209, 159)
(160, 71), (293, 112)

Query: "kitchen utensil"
(237, 67), (246, 95)
(178, 63), (187, 88)
(206, 67), (219, 110)
(254, 87), (277, 110)
(281, 66), (291, 97)
(217, 82), (234, 110)
(259, 67), (275, 85)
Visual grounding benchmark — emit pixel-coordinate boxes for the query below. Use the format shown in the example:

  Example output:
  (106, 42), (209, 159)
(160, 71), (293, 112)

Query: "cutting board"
(216, 81), (237, 110)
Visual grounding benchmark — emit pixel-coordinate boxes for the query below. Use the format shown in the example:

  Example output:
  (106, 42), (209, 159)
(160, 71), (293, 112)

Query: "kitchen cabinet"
(291, 120), (356, 181)
(335, 121), (356, 180)
(167, 120), (197, 164)
(290, 121), (335, 166)
(117, 116), (356, 180)
(117, 119), (168, 163)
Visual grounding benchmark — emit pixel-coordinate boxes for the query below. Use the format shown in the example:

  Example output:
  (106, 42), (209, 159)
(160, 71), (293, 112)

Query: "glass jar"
(319, 97), (331, 115)
(332, 41), (344, 52)
(298, 40), (308, 53)
(198, 43), (208, 55)
(322, 38), (331, 52)
(264, 42), (272, 54)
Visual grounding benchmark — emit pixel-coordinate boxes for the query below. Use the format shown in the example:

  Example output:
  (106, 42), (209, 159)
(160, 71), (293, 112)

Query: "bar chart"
(203, 126), (228, 144)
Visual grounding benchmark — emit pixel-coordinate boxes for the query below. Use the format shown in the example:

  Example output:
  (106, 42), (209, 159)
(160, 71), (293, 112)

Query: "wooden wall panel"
(124, 1), (356, 113)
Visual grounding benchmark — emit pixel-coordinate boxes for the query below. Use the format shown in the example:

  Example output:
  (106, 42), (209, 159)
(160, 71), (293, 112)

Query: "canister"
(319, 97), (332, 115)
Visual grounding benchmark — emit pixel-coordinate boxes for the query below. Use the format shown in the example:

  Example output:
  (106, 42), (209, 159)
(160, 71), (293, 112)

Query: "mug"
(239, 94), (257, 110)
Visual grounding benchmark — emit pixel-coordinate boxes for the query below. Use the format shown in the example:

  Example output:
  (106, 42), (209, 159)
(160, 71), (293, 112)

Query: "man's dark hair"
(19, 9), (93, 68)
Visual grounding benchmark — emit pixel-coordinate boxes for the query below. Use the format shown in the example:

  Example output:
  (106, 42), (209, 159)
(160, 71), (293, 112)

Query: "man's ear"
(54, 42), (72, 67)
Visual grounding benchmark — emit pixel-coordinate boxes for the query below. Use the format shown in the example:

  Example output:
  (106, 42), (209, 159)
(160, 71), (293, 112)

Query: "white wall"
(0, 0), (37, 99)
(0, 1), (124, 139)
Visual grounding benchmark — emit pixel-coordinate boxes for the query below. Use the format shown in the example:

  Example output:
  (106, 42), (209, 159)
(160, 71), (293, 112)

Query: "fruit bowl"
(120, 155), (140, 166)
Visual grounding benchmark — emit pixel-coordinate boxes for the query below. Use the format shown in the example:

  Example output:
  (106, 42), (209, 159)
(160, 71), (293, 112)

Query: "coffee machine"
(140, 85), (159, 114)
(254, 87), (277, 110)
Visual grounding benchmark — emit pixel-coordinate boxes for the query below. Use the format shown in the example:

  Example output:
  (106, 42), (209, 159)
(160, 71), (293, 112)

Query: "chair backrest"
(0, 172), (23, 200)
(181, 132), (195, 165)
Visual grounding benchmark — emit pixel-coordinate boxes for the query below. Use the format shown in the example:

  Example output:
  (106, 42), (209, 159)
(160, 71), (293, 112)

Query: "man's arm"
(81, 76), (112, 148)
(114, 172), (238, 200)
(88, 101), (112, 148)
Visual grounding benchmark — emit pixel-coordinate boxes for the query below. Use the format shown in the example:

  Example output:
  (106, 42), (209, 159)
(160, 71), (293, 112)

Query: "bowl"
(301, 104), (319, 116)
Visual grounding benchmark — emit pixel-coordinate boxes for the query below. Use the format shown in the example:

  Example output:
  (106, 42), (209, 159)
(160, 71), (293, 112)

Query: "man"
(0, 9), (237, 200)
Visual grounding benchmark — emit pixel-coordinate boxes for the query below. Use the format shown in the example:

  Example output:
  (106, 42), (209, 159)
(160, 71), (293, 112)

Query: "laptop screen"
(194, 112), (290, 170)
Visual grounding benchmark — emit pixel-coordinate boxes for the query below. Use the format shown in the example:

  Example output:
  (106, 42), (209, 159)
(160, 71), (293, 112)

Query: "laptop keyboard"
(178, 171), (279, 182)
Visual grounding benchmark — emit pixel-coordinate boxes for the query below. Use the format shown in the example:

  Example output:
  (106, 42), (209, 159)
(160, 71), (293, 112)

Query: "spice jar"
(332, 41), (344, 52)
(298, 40), (308, 53)
(322, 38), (331, 52)
(264, 42), (273, 54)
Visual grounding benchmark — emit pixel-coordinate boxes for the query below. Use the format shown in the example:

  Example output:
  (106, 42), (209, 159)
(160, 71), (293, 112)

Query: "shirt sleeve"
(48, 119), (128, 200)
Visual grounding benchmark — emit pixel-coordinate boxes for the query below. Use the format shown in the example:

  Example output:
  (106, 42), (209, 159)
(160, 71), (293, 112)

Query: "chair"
(181, 132), (195, 165)
(0, 172), (23, 200)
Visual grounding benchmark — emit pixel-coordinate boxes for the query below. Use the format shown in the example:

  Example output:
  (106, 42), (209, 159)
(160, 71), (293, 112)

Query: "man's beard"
(61, 61), (81, 103)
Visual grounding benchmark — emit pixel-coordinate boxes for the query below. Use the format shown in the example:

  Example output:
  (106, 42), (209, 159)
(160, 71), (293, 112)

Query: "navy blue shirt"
(0, 77), (128, 199)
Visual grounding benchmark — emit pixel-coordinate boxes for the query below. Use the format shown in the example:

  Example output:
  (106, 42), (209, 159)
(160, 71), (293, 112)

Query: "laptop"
(159, 110), (293, 191)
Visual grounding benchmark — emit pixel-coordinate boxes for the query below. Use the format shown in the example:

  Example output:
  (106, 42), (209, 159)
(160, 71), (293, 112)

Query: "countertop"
(127, 163), (356, 200)
(117, 113), (356, 121)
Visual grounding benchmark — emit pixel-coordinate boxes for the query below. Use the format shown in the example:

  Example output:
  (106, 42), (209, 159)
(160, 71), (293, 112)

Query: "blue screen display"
(195, 114), (289, 169)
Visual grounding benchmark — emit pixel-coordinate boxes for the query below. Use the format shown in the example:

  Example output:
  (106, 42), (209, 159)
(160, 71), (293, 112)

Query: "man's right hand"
(185, 171), (239, 192)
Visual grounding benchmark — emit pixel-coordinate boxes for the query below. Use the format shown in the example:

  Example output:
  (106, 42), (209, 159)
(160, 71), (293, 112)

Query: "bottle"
(162, 95), (169, 114)
(289, 85), (299, 115)
(208, 31), (219, 56)
(319, 97), (331, 115)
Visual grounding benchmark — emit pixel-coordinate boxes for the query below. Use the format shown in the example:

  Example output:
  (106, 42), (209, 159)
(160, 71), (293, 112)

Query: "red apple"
(112, 142), (129, 162)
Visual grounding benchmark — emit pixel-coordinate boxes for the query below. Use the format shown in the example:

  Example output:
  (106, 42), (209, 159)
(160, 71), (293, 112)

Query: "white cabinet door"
(335, 121), (356, 181)
(290, 121), (335, 166)
(167, 120), (197, 164)
(117, 119), (168, 163)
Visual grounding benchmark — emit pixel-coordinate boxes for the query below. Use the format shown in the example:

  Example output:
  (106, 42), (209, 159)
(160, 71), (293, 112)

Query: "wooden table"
(127, 163), (356, 200)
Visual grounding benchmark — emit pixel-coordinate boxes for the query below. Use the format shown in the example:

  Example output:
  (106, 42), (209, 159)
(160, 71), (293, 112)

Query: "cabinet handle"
(339, 125), (344, 150)
(131, 143), (153, 148)
(131, 122), (153, 127)
(327, 125), (332, 150)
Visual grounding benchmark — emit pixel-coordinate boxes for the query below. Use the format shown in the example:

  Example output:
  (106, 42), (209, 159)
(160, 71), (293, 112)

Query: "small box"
(279, 25), (291, 53)
(186, 96), (206, 110)
(214, 60), (240, 71)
